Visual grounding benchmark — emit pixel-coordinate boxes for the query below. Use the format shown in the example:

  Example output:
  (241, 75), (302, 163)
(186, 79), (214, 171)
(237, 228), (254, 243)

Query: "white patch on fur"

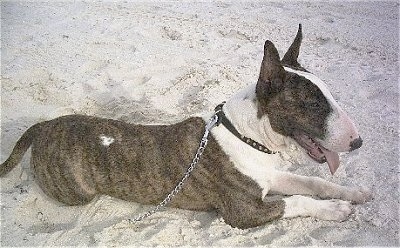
(210, 122), (279, 198)
(100, 135), (115, 147)
(222, 84), (289, 151)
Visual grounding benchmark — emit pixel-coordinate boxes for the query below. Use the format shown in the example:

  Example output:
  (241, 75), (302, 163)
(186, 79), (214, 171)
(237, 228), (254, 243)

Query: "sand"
(1, 1), (399, 246)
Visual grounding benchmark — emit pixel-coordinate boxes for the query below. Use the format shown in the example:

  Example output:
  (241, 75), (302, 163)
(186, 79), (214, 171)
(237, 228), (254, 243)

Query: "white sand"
(1, 1), (398, 246)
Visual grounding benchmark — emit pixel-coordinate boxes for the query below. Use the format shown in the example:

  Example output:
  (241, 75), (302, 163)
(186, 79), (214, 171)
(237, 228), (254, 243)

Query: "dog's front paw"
(313, 199), (352, 221)
(283, 195), (352, 221)
(345, 187), (373, 204)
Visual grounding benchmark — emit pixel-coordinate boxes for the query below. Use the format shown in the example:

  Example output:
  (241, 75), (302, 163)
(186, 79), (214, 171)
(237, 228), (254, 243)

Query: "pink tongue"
(320, 147), (340, 175)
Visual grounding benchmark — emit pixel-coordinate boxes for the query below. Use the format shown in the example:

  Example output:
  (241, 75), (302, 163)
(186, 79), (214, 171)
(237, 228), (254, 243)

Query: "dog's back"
(1, 115), (216, 207)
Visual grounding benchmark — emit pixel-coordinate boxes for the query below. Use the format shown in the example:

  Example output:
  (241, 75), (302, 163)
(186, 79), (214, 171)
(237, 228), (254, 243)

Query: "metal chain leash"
(128, 114), (219, 223)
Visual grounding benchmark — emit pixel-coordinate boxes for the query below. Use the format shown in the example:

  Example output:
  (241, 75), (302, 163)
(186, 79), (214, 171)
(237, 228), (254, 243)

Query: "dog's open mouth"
(293, 134), (340, 175)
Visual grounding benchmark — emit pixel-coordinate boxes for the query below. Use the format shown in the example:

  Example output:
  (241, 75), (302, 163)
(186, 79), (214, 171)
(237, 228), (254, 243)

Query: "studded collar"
(214, 102), (276, 154)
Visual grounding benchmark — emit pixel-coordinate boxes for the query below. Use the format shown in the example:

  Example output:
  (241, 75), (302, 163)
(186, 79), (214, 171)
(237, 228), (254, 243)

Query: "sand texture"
(1, 1), (399, 246)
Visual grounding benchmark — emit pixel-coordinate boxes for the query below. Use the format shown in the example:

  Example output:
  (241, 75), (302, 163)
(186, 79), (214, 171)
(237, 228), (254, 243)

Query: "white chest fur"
(210, 123), (281, 198)
(202, 84), (292, 199)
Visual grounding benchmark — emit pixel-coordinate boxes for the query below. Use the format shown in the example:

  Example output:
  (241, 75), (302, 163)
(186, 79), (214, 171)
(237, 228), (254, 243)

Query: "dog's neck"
(222, 84), (288, 152)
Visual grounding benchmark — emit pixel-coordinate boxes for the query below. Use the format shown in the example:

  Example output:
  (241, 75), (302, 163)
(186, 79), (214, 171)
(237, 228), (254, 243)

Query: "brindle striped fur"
(1, 115), (284, 229)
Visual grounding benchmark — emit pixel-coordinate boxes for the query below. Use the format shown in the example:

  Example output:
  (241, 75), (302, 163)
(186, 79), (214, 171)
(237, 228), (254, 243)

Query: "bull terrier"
(1, 25), (371, 229)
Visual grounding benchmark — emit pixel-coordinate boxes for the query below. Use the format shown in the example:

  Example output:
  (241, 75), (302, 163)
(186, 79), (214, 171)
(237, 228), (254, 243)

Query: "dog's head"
(256, 24), (362, 175)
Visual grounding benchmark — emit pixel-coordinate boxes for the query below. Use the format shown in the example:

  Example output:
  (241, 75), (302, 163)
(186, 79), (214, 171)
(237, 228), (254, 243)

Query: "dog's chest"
(210, 122), (281, 198)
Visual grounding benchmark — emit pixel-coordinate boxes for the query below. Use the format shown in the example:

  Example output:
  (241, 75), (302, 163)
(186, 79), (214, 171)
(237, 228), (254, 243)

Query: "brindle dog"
(1, 25), (370, 229)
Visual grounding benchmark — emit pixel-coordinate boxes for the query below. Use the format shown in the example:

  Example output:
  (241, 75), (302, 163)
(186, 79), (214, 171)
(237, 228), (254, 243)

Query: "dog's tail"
(0, 123), (41, 177)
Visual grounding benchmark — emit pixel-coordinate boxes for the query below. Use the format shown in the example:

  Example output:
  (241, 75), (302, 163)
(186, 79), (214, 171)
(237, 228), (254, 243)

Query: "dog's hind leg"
(282, 195), (352, 221)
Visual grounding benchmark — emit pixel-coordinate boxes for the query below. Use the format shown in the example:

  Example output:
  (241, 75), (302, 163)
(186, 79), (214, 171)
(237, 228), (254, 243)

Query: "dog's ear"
(281, 24), (303, 69)
(256, 40), (286, 117)
(258, 40), (286, 84)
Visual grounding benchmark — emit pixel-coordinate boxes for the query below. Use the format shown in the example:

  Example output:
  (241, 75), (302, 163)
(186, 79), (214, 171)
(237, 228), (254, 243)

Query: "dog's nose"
(349, 136), (363, 151)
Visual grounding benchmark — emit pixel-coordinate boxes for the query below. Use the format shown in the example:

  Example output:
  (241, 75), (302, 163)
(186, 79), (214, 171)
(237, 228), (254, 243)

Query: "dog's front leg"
(268, 172), (371, 221)
(269, 172), (372, 203)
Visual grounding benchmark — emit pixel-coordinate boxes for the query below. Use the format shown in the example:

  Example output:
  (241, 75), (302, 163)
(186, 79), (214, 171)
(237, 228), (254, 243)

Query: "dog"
(1, 25), (371, 229)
